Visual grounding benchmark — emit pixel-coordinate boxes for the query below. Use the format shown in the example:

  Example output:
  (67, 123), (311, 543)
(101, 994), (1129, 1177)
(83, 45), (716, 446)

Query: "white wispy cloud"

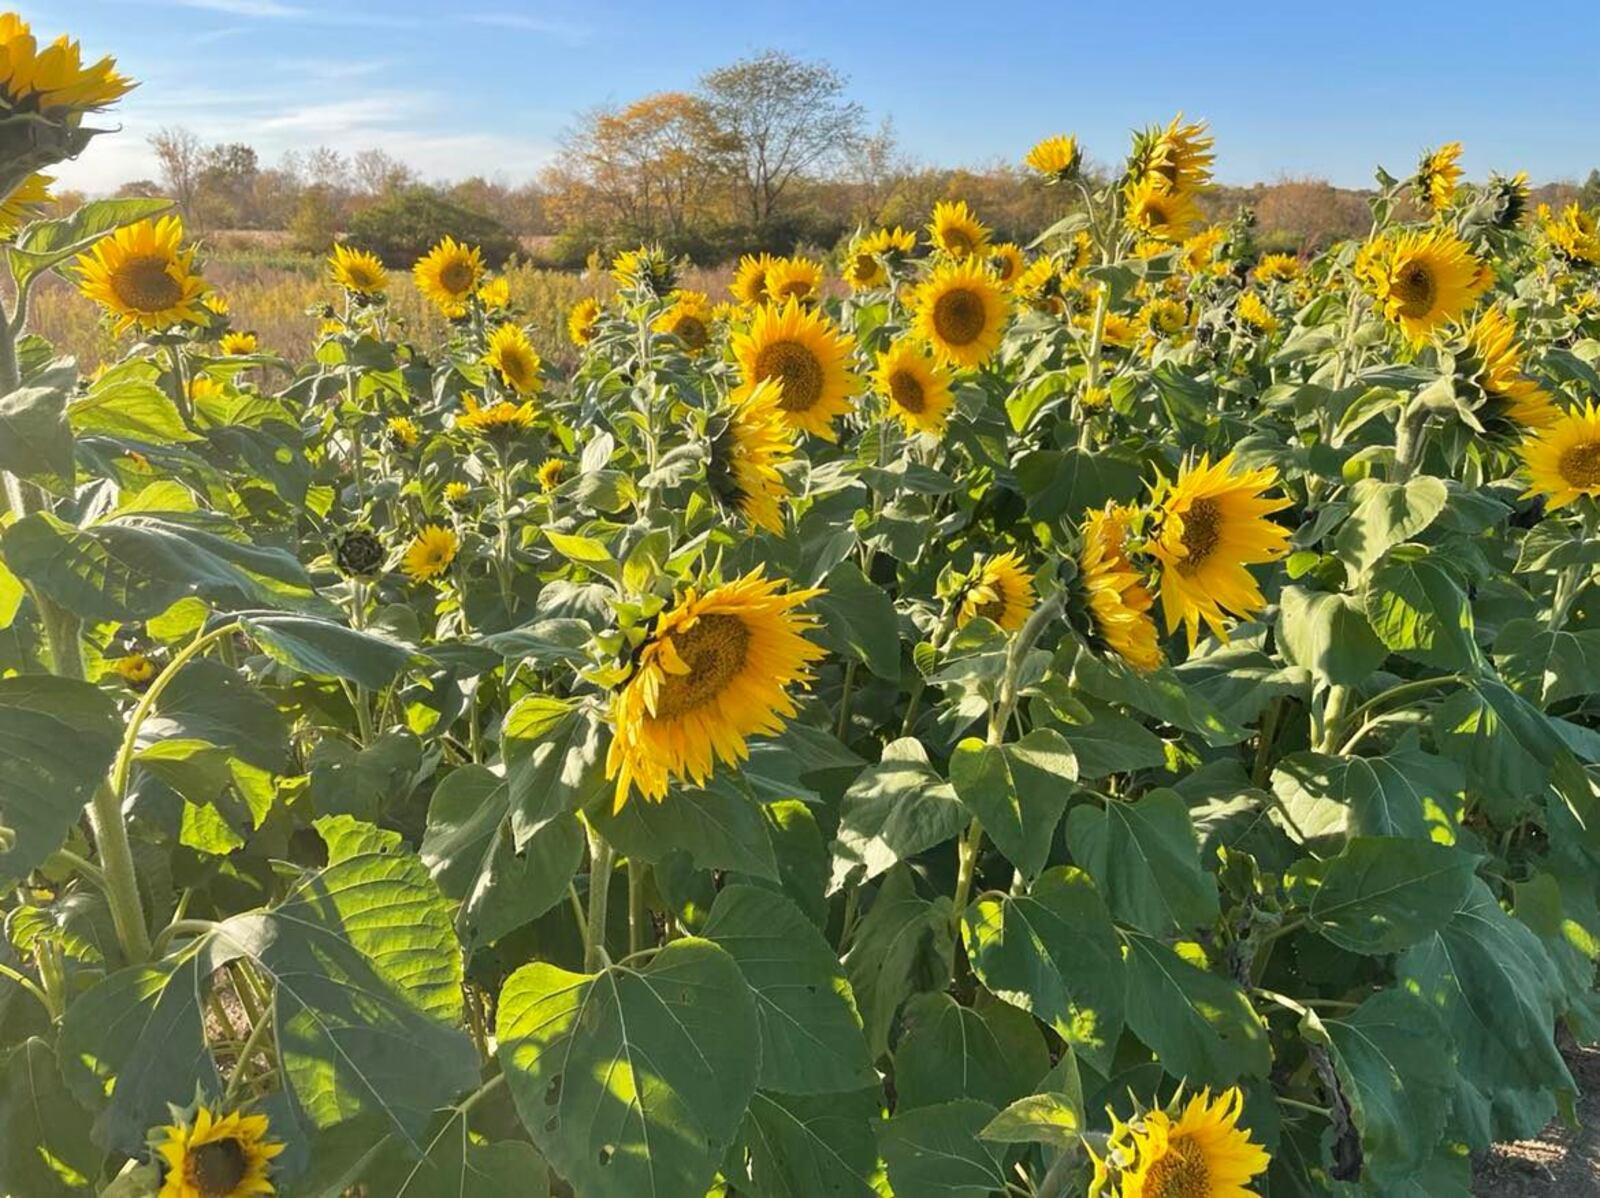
(167, 0), (308, 17)
(464, 12), (593, 43)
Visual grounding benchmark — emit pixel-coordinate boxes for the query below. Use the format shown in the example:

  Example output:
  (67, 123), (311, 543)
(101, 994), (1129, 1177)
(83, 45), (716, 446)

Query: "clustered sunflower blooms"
(74, 215), (209, 333)
(874, 339), (955, 436)
(328, 243), (386, 296)
(1024, 133), (1081, 183)
(1461, 305), (1558, 427)
(1123, 114), (1214, 243)
(1092, 1088), (1269, 1198)
(413, 236), (484, 316)
(402, 525), (459, 582)
(1356, 228), (1490, 343)
(152, 1104), (283, 1198)
(1078, 504), (1162, 673)
(1520, 402), (1600, 511)
(957, 550), (1036, 631)
(484, 322), (543, 393)
(708, 378), (795, 533)
(1540, 202), (1600, 268)
(605, 568), (826, 808)
(652, 289), (714, 351)
(913, 258), (1011, 368)
(731, 299), (860, 441)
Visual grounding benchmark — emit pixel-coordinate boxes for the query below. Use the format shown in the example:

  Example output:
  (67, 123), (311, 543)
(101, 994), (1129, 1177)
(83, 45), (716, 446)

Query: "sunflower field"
(8, 15), (1600, 1198)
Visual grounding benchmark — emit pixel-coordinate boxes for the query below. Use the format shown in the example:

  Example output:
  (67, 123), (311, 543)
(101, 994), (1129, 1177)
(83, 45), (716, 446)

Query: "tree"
(1580, 168), (1600, 209)
(197, 142), (259, 228)
(700, 50), (866, 234)
(353, 148), (416, 198)
(149, 126), (205, 226)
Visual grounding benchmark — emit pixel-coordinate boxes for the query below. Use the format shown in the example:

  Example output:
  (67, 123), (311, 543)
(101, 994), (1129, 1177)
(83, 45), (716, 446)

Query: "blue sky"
(35, 0), (1600, 195)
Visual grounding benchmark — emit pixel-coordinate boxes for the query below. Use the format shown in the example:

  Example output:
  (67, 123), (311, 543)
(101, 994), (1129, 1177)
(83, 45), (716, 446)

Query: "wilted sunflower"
(1487, 170), (1530, 230)
(1413, 141), (1463, 212)
(927, 199), (990, 259)
(765, 257), (823, 305)
(0, 172), (52, 235)
(484, 322), (542, 393)
(0, 13), (133, 117)
(1236, 291), (1278, 334)
(731, 300), (860, 441)
(153, 1105), (283, 1198)
(605, 569), (826, 809)
(1137, 113), (1216, 195)
(1078, 505), (1162, 674)
(536, 458), (566, 493)
(1024, 134), (1081, 182)
(652, 289), (714, 352)
(1541, 203), (1600, 268)
(708, 379), (794, 534)
(386, 415), (419, 450)
(112, 652), (157, 689)
(567, 296), (601, 346)
(1463, 306), (1558, 427)
(457, 395), (535, 440)
(413, 237), (483, 316)
(74, 215), (208, 333)
(477, 276), (510, 310)
(874, 340), (955, 436)
(988, 242), (1026, 287)
(913, 259), (1011, 368)
(1148, 453), (1291, 645)
(730, 252), (777, 305)
(402, 525), (459, 582)
(1253, 253), (1301, 283)
(1123, 175), (1204, 242)
(610, 244), (676, 295)
(1095, 1088), (1269, 1198)
(1357, 229), (1490, 343)
(219, 331), (258, 356)
(1520, 403), (1600, 510)
(328, 243), (386, 295)
(958, 551), (1036, 631)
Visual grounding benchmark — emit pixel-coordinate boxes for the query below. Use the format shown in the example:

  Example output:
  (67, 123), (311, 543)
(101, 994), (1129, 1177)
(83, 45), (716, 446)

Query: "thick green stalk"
(584, 824), (616, 971)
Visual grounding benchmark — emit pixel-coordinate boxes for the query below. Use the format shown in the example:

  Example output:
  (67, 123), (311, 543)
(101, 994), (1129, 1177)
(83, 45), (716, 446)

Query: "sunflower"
(402, 525), (459, 582)
(730, 252), (777, 305)
(1464, 306), (1558, 427)
(1356, 229), (1490, 343)
(765, 257), (824, 305)
(1025, 134), (1081, 182)
(1180, 226), (1226, 277)
(328, 243), (386, 295)
(652, 289), (714, 352)
(413, 237), (483, 316)
(958, 551), (1036, 631)
(1138, 114), (1216, 195)
(1079, 505), (1162, 674)
(912, 259), (1011, 368)
(861, 225), (919, 261)
(484, 322), (543, 393)
(1253, 253), (1301, 283)
(1148, 453), (1291, 645)
(1106, 1088), (1269, 1198)
(731, 300), (860, 441)
(1414, 141), (1463, 212)
(0, 173), (52, 236)
(1016, 257), (1067, 315)
(0, 14), (133, 117)
(1236, 291), (1278, 334)
(842, 240), (888, 290)
(219, 331), (258, 356)
(1487, 170), (1530, 230)
(709, 379), (795, 534)
(1123, 176), (1204, 242)
(112, 652), (156, 689)
(536, 459), (566, 493)
(153, 1105), (283, 1198)
(1520, 403), (1600, 511)
(1097, 311), (1139, 349)
(457, 396), (536, 440)
(1541, 203), (1600, 268)
(386, 416), (420, 450)
(927, 199), (990, 259)
(568, 297), (602, 346)
(1141, 297), (1190, 339)
(605, 569), (826, 809)
(988, 242), (1026, 287)
(477, 276), (510, 310)
(444, 480), (473, 509)
(874, 340), (955, 436)
(74, 215), (209, 334)
(610, 244), (676, 295)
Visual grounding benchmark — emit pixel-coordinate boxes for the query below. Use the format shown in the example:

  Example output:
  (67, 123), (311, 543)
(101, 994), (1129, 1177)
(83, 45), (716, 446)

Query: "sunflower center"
(184, 1137), (249, 1197)
(850, 254), (878, 283)
(932, 288), (987, 346)
(1179, 497), (1222, 569)
(888, 369), (926, 414)
(1392, 260), (1437, 317)
(500, 348), (534, 384)
(111, 255), (183, 313)
(942, 228), (974, 255)
(673, 315), (709, 350)
(755, 340), (825, 412)
(1558, 441), (1600, 490)
(972, 588), (1007, 623)
(439, 259), (473, 295)
(651, 614), (751, 721)
(1142, 1135), (1210, 1198)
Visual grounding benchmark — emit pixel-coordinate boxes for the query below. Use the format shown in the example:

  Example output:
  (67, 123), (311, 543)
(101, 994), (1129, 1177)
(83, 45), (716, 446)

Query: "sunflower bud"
(335, 526), (385, 577)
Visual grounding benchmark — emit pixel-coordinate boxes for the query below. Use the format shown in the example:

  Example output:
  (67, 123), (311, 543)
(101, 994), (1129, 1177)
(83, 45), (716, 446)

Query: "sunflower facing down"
(484, 322), (543, 393)
(1520, 403), (1600, 511)
(913, 258), (1011, 368)
(568, 296), (602, 346)
(1413, 141), (1463, 212)
(1094, 1088), (1269, 1198)
(652, 289), (714, 352)
(153, 1105), (283, 1198)
(957, 551), (1036, 631)
(765, 257), (824, 305)
(413, 236), (484, 316)
(1357, 229), (1490, 343)
(74, 215), (209, 333)
(1078, 505), (1162, 674)
(731, 300), (861, 441)
(605, 569), (827, 809)
(112, 652), (157, 690)
(927, 199), (990, 259)
(328, 243), (386, 295)
(730, 252), (778, 305)
(402, 525), (459, 582)
(874, 340), (956, 436)
(1147, 453), (1291, 646)
(708, 379), (795, 534)
(610, 244), (676, 295)
(1463, 306), (1558, 427)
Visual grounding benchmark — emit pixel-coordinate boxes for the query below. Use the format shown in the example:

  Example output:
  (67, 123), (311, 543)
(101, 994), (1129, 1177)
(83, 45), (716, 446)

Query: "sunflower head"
(219, 331), (258, 356)
(731, 299), (861, 441)
(730, 252), (777, 305)
(413, 236), (484, 316)
(1025, 134), (1082, 183)
(1123, 175), (1204, 242)
(708, 378), (795, 534)
(843, 240), (889, 291)
(1461, 305), (1558, 428)
(1076, 504), (1162, 674)
(605, 569), (826, 809)
(0, 14), (134, 121)
(765, 257), (823, 305)
(1540, 203), (1600, 268)
(874, 340), (955, 436)
(1520, 402), (1600, 511)
(861, 225), (918, 263)
(1141, 296), (1191, 339)
(112, 652), (157, 690)
(328, 243), (386, 296)
(1131, 114), (1215, 195)
(1486, 170), (1530, 230)
(1015, 256), (1068, 315)
(568, 296), (602, 346)
(1413, 141), (1463, 212)
(74, 215), (209, 334)
(611, 244), (676, 296)
(1235, 291), (1278, 335)
(444, 480), (474, 510)
(957, 551), (1036, 631)
(652, 289), (714, 352)
(1253, 253), (1301, 284)
(1101, 1087), (1269, 1198)
(477, 276), (510, 310)
(1356, 229), (1491, 344)
(0, 172), (52, 237)
(987, 242), (1026, 287)
(386, 416), (420, 451)
(912, 259), (1012, 369)
(335, 525), (386, 577)
(152, 1104), (283, 1198)
(537, 458), (566, 493)
(484, 322), (543, 394)
(457, 395), (536, 442)
(402, 525), (459, 583)
(927, 199), (990, 260)
(1180, 226), (1226, 277)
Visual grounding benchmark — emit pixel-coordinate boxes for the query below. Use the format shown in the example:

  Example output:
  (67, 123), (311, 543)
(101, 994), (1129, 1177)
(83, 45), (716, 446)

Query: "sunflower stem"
(627, 859), (647, 956)
(584, 824), (616, 971)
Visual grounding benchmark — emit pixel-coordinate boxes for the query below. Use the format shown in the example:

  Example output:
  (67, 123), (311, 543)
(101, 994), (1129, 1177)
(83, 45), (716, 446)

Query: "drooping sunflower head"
(1356, 228), (1490, 343)
(1540, 203), (1600, 268)
(1077, 504), (1162, 674)
(708, 379), (795, 534)
(1133, 113), (1216, 195)
(731, 299), (861, 441)
(328, 243), (386, 296)
(477, 276), (510, 311)
(987, 242), (1026, 287)
(219, 331), (258, 356)
(1486, 170), (1530, 230)
(874, 339), (955, 436)
(1413, 141), (1464, 212)
(74, 215), (209, 334)
(484, 322), (543, 394)
(536, 458), (566, 493)
(1148, 452), (1292, 646)
(0, 14), (133, 120)
(652, 289), (714, 352)
(927, 199), (991, 260)
(0, 172), (52, 236)
(1461, 305), (1558, 428)
(605, 568), (827, 809)
(568, 296), (602, 346)
(957, 551), (1036, 632)
(456, 395), (536, 442)
(912, 258), (1011, 369)
(1024, 134), (1082, 183)
(402, 525), (459, 583)
(730, 252), (777, 305)
(610, 244), (676, 296)
(413, 237), (484, 316)
(386, 415), (420, 450)
(765, 257), (824, 305)
(1236, 291), (1278, 335)
(112, 652), (157, 690)
(1123, 175), (1204, 243)
(152, 1104), (283, 1198)
(1106, 1087), (1270, 1198)
(1520, 402), (1600, 511)
(1253, 253), (1301, 284)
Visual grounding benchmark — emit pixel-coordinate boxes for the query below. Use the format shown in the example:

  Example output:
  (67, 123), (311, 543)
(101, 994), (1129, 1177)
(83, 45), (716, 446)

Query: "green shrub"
(345, 188), (521, 268)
